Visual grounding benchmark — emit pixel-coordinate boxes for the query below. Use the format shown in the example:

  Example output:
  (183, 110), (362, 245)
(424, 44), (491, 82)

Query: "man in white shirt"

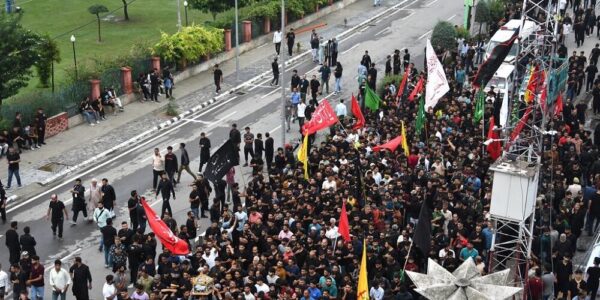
(322, 176), (337, 191)
(202, 247), (219, 269)
(234, 206), (248, 232)
(297, 100), (307, 129)
(49, 260), (71, 300)
(254, 278), (269, 294)
(335, 99), (347, 120)
(369, 282), (384, 300)
(152, 148), (165, 191)
(103, 275), (117, 300)
(325, 218), (340, 240)
(0, 264), (9, 299)
(278, 225), (293, 240)
(273, 29), (282, 55)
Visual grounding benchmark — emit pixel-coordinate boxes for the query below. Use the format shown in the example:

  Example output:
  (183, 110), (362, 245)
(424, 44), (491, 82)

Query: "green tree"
(431, 21), (456, 52)
(474, 0), (490, 35)
(35, 35), (61, 89)
(88, 4), (109, 42)
(188, 0), (231, 21)
(487, 0), (504, 26)
(0, 13), (41, 106)
(121, 0), (130, 21)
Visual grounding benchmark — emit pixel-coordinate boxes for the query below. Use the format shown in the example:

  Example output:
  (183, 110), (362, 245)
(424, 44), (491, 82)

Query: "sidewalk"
(6, 0), (394, 200)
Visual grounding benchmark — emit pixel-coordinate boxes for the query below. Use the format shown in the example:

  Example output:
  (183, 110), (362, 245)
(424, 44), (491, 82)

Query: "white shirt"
(235, 211), (248, 231)
(103, 282), (116, 300)
(94, 207), (110, 228)
(370, 286), (384, 300)
(335, 103), (347, 117)
(297, 103), (306, 118)
(325, 226), (340, 239)
(255, 282), (269, 294)
(273, 31), (282, 43)
(49, 267), (72, 291)
(243, 292), (256, 300)
(322, 179), (337, 191)
(202, 248), (219, 269)
(0, 270), (8, 288)
(152, 155), (165, 171)
(278, 230), (293, 240)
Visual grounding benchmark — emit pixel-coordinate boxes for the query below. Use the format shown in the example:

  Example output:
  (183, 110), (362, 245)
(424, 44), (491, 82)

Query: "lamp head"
(184, 1), (188, 6)
(70, 35), (76, 43)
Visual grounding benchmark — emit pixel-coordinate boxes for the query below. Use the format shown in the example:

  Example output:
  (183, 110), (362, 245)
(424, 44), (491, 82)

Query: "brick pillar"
(242, 21), (252, 43)
(224, 29), (232, 51)
(328, 0), (333, 5)
(121, 67), (132, 94)
(263, 17), (271, 34)
(90, 79), (101, 100)
(151, 56), (161, 71)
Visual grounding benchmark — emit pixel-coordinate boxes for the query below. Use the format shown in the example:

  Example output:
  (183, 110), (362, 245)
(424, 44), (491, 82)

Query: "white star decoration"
(405, 258), (522, 300)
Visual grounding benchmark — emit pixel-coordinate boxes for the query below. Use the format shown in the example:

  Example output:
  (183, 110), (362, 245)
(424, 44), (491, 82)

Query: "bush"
(455, 26), (471, 40)
(166, 102), (180, 116)
(474, 0), (490, 24)
(152, 25), (224, 64)
(377, 74), (403, 94)
(35, 35), (61, 88)
(431, 21), (457, 51)
(488, 0), (505, 25)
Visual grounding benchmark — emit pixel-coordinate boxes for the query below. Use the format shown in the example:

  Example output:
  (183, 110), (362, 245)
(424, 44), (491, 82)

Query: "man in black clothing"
(195, 176), (211, 218)
(198, 132), (211, 173)
(70, 178), (86, 225)
(46, 194), (69, 239)
(393, 49), (401, 75)
(591, 44), (600, 66)
(188, 185), (201, 219)
(310, 75), (320, 102)
(271, 57), (280, 86)
(290, 70), (301, 90)
(213, 64), (223, 93)
(588, 257), (600, 300)
(164, 146), (178, 187)
(330, 38), (338, 65)
(34, 108), (47, 146)
(5, 221), (20, 264)
(264, 132), (274, 170)
(101, 218), (117, 268)
(149, 68), (160, 102)
(385, 55), (392, 76)
(403, 48), (411, 69)
(177, 143), (197, 183)
(101, 178), (116, 216)
(243, 127), (255, 167)
(156, 174), (176, 219)
(6, 147), (21, 189)
(69, 257), (92, 300)
(118, 221), (134, 248)
(0, 180), (6, 224)
(361, 51), (371, 67)
(10, 264), (27, 300)
(300, 74), (310, 102)
(254, 133), (264, 161)
(594, 84), (600, 114)
(368, 63), (378, 90)
(586, 62), (598, 91)
(128, 190), (141, 232)
(286, 29), (295, 56)
(19, 226), (36, 256)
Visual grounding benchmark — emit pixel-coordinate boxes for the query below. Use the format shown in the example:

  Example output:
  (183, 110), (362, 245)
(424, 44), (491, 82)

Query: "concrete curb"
(38, 0), (412, 187)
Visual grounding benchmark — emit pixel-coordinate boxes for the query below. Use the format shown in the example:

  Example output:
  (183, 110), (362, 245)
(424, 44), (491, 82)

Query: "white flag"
(425, 39), (450, 110)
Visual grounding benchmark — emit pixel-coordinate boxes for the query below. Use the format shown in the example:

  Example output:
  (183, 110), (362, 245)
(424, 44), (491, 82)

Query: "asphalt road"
(1, 0), (463, 297)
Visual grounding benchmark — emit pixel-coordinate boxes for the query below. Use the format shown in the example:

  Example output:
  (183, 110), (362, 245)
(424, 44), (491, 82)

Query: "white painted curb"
(39, 0), (413, 186)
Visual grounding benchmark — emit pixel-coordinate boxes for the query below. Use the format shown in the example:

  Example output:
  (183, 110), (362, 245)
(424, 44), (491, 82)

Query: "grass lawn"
(16, 0), (211, 93)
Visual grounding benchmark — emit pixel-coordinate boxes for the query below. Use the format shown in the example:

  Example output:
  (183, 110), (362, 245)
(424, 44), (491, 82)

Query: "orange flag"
(338, 202), (351, 243)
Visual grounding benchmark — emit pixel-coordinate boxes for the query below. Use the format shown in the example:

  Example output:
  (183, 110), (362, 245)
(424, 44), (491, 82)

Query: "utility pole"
(280, 0), (286, 148)
(235, 0), (240, 82)
(177, 0), (182, 30)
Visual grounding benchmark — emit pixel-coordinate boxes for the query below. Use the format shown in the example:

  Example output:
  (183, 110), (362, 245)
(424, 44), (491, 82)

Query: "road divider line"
(418, 29), (433, 40)
(424, 0), (439, 7)
(375, 27), (389, 36)
(270, 125), (282, 134)
(45, 248), (82, 271)
(342, 43), (360, 55)
(261, 87), (283, 99)
(446, 14), (457, 21)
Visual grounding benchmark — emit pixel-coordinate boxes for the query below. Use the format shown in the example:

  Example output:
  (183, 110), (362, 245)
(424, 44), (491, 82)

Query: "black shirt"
(101, 225), (117, 247)
(189, 190), (200, 208)
(49, 200), (65, 221)
(213, 68), (223, 81)
(6, 152), (20, 171)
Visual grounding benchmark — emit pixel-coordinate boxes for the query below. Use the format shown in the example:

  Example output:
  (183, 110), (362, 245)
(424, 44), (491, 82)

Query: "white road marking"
(424, 0), (439, 7)
(183, 119), (212, 124)
(401, 11), (416, 20)
(375, 27), (390, 36)
(446, 14), (457, 21)
(359, 26), (369, 32)
(342, 43), (361, 55)
(270, 125), (282, 134)
(261, 87), (283, 99)
(45, 248), (82, 270)
(418, 29), (433, 40)
(339, 32), (358, 43)
(182, 111), (238, 126)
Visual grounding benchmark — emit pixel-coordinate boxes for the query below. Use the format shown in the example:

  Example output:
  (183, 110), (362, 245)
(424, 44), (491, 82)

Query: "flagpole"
(332, 235), (339, 253)
(402, 239), (414, 271)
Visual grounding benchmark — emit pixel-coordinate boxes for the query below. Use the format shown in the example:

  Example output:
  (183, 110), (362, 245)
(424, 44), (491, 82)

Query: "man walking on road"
(46, 195), (68, 240)
(49, 260), (70, 300)
(27, 256), (44, 300)
(70, 178), (86, 226)
(286, 29), (295, 56)
(94, 202), (110, 252)
(213, 64), (223, 94)
(100, 218), (117, 268)
(101, 178), (117, 218)
(19, 226), (37, 256)
(156, 174), (175, 218)
(271, 58), (280, 86)
(198, 133), (211, 174)
(5, 221), (20, 265)
(164, 146), (178, 187)
(6, 147), (21, 189)
(319, 63), (331, 95)
(273, 29), (282, 55)
(177, 143), (197, 183)
(0, 181), (6, 224)
(69, 257), (92, 300)
(243, 127), (255, 167)
(265, 133), (274, 170)
(254, 133), (264, 161)
(151, 148), (164, 191)
(128, 191), (142, 233)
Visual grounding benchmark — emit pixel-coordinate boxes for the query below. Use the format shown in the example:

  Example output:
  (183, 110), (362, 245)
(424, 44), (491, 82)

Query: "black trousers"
(0, 205), (6, 223)
(72, 204), (87, 222)
(51, 218), (64, 238)
(38, 127), (46, 144)
(265, 154), (273, 169)
(275, 42), (281, 55)
(161, 199), (172, 219)
(199, 156), (209, 173)
(244, 146), (254, 163)
(271, 73), (279, 85)
(150, 86), (159, 101)
(166, 170), (176, 186)
(9, 248), (20, 264)
(215, 79), (221, 92)
(152, 169), (163, 190)
(130, 214), (139, 232)
(287, 42), (294, 56)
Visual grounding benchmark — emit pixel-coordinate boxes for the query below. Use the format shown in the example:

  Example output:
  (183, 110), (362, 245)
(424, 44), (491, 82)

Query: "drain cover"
(235, 91), (247, 95)
(38, 162), (67, 173)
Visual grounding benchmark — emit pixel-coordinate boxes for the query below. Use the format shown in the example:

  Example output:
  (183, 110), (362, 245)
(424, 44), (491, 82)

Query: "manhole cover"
(235, 91), (247, 95)
(38, 162), (62, 172)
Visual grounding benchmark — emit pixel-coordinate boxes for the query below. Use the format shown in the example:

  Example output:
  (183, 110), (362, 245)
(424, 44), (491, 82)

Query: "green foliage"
(152, 25), (224, 63)
(35, 35), (61, 88)
(188, 0), (231, 21)
(431, 21), (456, 51)
(286, 0), (305, 17)
(0, 13), (41, 104)
(487, 0), (504, 25)
(246, 0), (280, 19)
(88, 4), (109, 16)
(166, 102), (180, 116)
(455, 26), (470, 40)
(377, 74), (403, 94)
(474, 0), (490, 24)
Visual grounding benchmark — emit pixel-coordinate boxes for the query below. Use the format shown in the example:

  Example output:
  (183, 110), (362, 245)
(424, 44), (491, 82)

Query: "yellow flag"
(297, 134), (309, 179)
(401, 121), (410, 157)
(357, 240), (370, 300)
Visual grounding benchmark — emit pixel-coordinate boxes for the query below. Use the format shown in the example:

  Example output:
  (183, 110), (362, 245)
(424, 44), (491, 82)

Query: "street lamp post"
(176, 0), (182, 30)
(280, 0), (286, 148)
(183, 1), (188, 26)
(70, 35), (78, 80)
(234, 0), (240, 82)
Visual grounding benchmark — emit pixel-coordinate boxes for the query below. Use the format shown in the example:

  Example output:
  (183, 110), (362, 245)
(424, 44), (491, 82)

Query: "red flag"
(397, 66), (411, 98)
(302, 100), (339, 135)
(141, 198), (190, 255)
(539, 83), (547, 113)
(351, 94), (365, 130)
(554, 93), (563, 117)
(486, 117), (502, 160)
(338, 202), (351, 243)
(509, 106), (532, 143)
(408, 77), (424, 102)
(524, 65), (540, 104)
(373, 135), (403, 152)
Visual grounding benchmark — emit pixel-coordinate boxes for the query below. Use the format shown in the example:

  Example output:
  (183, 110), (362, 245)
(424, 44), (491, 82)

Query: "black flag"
(473, 28), (519, 88)
(413, 196), (433, 256)
(204, 140), (237, 183)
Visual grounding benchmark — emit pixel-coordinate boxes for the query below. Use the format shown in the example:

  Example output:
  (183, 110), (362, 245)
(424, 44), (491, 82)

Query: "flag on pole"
(357, 240), (370, 300)
(486, 116), (502, 160)
(141, 197), (190, 255)
(365, 84), (381, 111)
(524, 65), (540, 104)
(302, 100), (338, 134)
(338, 202), (351, 243)
(204, 140), (238, 183)
(473, 89), (485, 124)
(473, 29), (519, 88)
(415, 96), (426, 136)
(425, 39), (450, 109)
(351, 94), (366, 130)
(413, 197), (433, 256)
(397, 66), (411, 98)
(297, 134), (309, 179)
(372, 135), (403, 152)
(407, 76), (424, 102)
(554, 93), (564, 117)
(401, 121), (410, 156)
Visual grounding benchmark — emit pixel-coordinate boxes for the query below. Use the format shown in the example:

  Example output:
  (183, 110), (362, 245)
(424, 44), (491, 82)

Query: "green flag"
(473, 89), (485, 124)
(415, 96), (426, 136)
(364, 84), (381, 111)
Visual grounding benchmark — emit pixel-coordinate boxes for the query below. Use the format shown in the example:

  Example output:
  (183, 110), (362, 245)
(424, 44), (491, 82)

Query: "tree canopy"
(431, 21), (457, 51)
(88, 4), (109, 42)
